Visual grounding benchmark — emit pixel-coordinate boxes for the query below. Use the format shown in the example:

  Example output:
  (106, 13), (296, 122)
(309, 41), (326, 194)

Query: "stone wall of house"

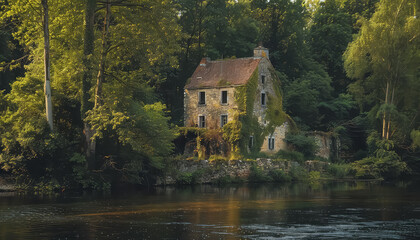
(158, 158), (330, 185)
(260, 123), (289, 153)
(252, 58), (275, 120)
(183, 57), (289, 153)
(255, 58), (288, 153)
(308, 132), (339, 160)
(184, 87), (237, 128)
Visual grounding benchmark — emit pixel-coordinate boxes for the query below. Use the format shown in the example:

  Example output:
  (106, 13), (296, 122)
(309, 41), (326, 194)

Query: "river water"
(0, 181), (419, 239)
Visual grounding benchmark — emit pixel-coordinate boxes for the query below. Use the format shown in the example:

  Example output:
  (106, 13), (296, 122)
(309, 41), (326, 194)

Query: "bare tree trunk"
(95, 1), (110, 108)
(41, 0), (53, 131)
(82, 0), (97, 169)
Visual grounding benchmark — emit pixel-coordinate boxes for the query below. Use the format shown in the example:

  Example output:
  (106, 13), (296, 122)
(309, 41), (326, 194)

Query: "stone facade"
(184, 87), (237, 129)
(184, 46), (289, 154)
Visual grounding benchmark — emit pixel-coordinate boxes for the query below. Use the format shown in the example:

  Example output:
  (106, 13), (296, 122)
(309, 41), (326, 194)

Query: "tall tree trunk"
(41, 0), (53, 131)
(95, 1), (110, 109)
(82, 0), (97, 169)
(382, 81), (389, 139)
(386, 85), (396, 139)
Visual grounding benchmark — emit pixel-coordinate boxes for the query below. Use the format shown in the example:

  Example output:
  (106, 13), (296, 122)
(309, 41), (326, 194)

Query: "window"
(249, 136), (254, 149)
(261, 92), (266, 106)
(221, 90), (228, 104)
(261, 75), (266, 85)
(199, 115), (206, 128)
(268, 136), (275, 150)
(220, 114), (228, 127)
(199, 91), (206, 105)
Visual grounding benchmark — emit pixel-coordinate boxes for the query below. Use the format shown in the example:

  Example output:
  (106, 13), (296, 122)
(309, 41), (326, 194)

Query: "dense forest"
(0, 0), (419, 190)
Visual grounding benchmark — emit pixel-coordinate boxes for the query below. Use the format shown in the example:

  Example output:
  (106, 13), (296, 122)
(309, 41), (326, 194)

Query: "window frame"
(261, 75), (266, 85)
(261, 92), (266, 106)
(198, 91), (206, 105)
(268, 136), (275, 150)
(198, 115), (206, 128)
(220, 114), (228, 128)
(221, 90), (228, 105)
(249, 136), (254, 149)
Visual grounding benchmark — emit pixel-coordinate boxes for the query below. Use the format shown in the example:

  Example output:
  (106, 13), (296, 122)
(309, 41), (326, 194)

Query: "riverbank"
(0, 176), (16, 192)
(159, 158), (338, 185)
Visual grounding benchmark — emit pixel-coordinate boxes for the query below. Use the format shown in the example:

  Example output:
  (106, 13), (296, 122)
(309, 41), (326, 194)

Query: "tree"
(344, 0), (420, 142)
(251, 0), (309, 78)
(0, 0), (181, 187)
(81, 0), (97, 169)
(41, 0), (53, 131)
(308, 0), (353, 93)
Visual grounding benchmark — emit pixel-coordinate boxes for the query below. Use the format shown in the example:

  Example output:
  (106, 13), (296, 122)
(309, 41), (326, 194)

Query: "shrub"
(309, 171), (321, 181)
(327, 163), (351, 179)
(268, 169), (291, 182)
(214, 175), (232, 185)
(289, 166), (309, 181)
(176, 172), (194, 185)
(285, 133), (319, 158)
(352, 156), (408, 180)
(351, 136), (409, 180)
(248, 163), (271, 182)
(275, 150), (305, 163)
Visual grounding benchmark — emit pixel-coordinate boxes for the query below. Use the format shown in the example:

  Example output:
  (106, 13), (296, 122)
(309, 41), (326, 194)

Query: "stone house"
(183, 46), (289, 155)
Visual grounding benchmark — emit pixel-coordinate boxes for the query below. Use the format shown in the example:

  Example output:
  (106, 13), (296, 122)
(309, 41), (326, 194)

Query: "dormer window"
(261, 92), (266, 106)
(261, 75), (265, 85)
(199, 91), (206, 105)
(221, 90), (228, 104)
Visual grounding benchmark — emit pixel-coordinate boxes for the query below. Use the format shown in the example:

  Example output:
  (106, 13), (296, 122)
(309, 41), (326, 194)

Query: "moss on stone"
(217, 79), (231, 87)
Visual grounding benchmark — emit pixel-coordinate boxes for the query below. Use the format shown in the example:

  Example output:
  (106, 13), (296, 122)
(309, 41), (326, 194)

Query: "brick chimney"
(199, 57), (210, 67)
(254, 45), (269, 59)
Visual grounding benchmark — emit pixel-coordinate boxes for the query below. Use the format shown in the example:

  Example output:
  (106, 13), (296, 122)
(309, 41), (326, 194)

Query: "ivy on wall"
(180, 65), (291, 160)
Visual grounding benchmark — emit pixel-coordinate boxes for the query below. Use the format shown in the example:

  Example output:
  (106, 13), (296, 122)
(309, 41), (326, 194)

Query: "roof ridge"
(208, 57), (258, 63)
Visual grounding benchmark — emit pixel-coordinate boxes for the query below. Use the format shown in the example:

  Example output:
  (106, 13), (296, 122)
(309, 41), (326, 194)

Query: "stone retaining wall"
(159, 158), (330, 185)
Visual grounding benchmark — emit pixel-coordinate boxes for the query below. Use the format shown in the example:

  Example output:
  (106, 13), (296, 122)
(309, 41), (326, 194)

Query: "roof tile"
(185, 57), (261, 89)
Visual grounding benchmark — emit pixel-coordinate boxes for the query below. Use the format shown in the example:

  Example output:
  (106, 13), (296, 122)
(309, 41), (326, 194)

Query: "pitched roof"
(185, 57), (261, 89)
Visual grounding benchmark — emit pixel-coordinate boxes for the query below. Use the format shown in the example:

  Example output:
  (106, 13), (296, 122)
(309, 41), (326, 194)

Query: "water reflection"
(0, 181), (419, 239)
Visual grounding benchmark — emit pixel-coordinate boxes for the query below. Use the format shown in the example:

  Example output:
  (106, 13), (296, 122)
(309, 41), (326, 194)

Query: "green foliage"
(268, 169), (291, 183)
(214, 175), (232, 185)
(176, 172), (194, 185)
(351, 135), (409, 179)
(86, 101), (176, 172)
(309, 171), (321, 181)
(289, 165), (309, 181)
(248, 163), (271, 182)
(285, 133), (319, 158)
(275, 150), (305, 163)
(309, 0), (353, 92)
(344, 0), (420, 144)
(327, 163), (351, 179)
(175, 169), (205, 185)
(0, 0), (181, 189)
(69, 153), (111, 190)
(411, 130), (420, 150)
(208, 155), (228, 162)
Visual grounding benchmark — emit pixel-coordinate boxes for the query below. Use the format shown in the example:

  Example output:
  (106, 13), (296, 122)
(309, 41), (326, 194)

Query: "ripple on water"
(240, 219), (420, 239)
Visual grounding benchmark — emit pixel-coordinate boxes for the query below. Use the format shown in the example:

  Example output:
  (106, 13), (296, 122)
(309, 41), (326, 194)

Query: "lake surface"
(1, 181), (420, 239)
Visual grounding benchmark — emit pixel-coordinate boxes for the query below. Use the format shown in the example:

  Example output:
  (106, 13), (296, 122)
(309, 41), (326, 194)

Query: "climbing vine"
(181, 65), (291, 160)
(223, 65), (289, 157)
